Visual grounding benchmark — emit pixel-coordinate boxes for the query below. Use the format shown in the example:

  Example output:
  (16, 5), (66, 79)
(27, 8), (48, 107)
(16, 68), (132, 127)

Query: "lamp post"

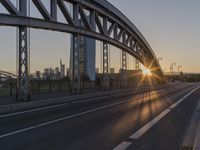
(178, 65), (182, 75)
(158, 57), (163, 62)
(170, 63), (176, 76)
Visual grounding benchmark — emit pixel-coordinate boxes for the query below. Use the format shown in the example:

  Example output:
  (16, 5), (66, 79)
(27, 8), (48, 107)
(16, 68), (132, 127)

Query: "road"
(0, 83), (199, 150)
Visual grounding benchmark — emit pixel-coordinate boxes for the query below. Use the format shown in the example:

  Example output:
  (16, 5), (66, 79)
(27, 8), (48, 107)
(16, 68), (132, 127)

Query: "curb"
(193, 112), (200, 150)
(179, 98), (200, 150)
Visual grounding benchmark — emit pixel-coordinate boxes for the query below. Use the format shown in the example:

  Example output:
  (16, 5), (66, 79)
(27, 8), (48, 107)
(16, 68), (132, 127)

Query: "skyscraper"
(70, 18), (96, 81)
(60, 59), (65, 78)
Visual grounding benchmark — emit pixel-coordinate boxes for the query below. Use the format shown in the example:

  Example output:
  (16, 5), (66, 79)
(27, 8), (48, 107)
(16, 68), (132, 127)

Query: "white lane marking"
(113, 141), (132, 150)
(0, 95), (118, 118)
(0, 103), (69, 118)
(129, 85), (200, 139)
(130, 109), (171, 139)
(168, 87), (199, 109)
(0, 98), (132, 138)
(0, 90), (161, 119)
(0, 85), (195, 139)
(72, 95), (112, 104)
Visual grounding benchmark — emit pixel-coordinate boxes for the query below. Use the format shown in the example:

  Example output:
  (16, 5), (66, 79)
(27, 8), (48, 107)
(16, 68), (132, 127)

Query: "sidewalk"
(180, 97), (200, 150)
(193, 108), (200, 150)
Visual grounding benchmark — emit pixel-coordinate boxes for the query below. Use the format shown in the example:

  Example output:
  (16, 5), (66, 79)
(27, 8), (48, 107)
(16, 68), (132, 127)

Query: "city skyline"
(0, 0), (200, 74)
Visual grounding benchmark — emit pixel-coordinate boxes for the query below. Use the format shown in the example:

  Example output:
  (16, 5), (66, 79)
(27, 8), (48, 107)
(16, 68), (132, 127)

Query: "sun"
(142, 67), (152, 76)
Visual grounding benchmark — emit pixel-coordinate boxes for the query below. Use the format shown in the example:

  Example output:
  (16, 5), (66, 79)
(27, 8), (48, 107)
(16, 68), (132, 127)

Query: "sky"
(0, 0), (200, 74)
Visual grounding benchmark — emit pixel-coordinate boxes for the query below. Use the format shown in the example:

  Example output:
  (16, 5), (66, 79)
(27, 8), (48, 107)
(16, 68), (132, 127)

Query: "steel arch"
(0, 70), (17, 79)
(0, 0), (165, 81)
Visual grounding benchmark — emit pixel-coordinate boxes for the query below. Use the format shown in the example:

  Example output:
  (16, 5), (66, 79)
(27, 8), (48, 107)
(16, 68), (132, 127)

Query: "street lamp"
(158, 57), (163, 61)
(170, 63), (176, 76)
(178, 65), (182, 75)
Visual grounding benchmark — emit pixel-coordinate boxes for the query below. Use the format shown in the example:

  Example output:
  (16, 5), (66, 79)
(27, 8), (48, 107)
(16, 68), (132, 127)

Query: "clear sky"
(0, 0), (200, 74)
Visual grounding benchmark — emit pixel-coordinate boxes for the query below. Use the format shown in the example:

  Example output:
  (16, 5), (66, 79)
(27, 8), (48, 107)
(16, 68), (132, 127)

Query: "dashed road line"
(113, 141), (132, 150)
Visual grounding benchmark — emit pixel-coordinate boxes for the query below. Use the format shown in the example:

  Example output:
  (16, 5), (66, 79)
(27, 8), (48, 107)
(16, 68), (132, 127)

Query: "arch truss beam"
(17, 26), (30, 101)
(0, 0), (166, 99)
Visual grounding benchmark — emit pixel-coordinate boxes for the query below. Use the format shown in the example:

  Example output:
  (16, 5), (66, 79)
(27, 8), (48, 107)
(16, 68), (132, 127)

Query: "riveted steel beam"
(57, 0), (74, 25)
(102, 42), (109, 90)
(0, 0), (19, 15)
(32, 0), (52, 20)
(121, 50), (127, 88)
(17, 26), (30, 101)
(17, 0), (30, 102)
(72, 34), (81, 94)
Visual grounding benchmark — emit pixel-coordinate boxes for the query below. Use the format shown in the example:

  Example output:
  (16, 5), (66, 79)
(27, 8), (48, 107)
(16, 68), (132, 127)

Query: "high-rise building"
(70, 18), (96, 81)
(60, 60), (65, 78)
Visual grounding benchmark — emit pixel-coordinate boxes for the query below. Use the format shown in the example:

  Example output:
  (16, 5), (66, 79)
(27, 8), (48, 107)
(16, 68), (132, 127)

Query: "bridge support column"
(72, 34), (81, 94)
(121, 50), (127, 88)
(135, 59), (140, 70)
(17, 26), (30, 102)
(102, 42), (109, 90)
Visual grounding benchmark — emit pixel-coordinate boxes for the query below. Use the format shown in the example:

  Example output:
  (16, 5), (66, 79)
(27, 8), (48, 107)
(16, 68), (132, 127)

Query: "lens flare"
(142, 68), (152, 76)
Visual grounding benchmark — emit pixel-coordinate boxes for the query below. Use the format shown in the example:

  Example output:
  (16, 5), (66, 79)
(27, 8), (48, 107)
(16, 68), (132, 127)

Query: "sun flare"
(142, 67), (152, 76)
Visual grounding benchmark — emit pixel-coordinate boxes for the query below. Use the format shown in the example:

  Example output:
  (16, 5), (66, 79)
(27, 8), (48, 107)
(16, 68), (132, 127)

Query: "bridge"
(0, 0), (165, 102)
(0, 70), (17, 79)
(0, 1), (200, 150)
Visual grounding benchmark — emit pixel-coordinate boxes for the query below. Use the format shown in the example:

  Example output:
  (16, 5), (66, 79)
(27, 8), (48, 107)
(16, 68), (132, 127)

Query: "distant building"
(95, 68), (99, 74)
(70, 17), (96, 81)
(36, 71), (40, 80)
(43, 68), (54, 80)
(55, 67), (59, 75)
(66, 68), (70, 77)
(60, 60), (65, 78)
(110, 68), (115, 74)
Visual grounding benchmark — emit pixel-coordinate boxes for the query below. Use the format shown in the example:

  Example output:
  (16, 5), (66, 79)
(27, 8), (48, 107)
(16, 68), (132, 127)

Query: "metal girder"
(0, 71), (17, 79)
(16, 0), (30, 102)
(72, 34), (81, 94)
(0, 0), (19, 15)
(17, 26), (30, 102)
(136, 59), (140, 70)
(57, 0), (74, 25)
(95, 12), (106, 35)
(102, 42), (109, 90)
(79, 6), (92, 30)
(122, 51), (127, 71)
(108, 23), (116, 36)
(121, 50), (127, 88)
(51, 0), (57, 21)
(32, 0), (52, 20)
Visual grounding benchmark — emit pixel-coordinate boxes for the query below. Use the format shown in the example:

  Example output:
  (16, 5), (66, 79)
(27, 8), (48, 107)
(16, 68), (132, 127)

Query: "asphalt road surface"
(0, 83), (199, 150)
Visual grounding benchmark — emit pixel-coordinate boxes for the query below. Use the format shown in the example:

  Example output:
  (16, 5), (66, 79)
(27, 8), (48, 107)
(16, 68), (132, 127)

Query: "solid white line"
(129, 109), (171, 139)
(0, 90), (161, 119)
(113, 141), (132, 150)
(168, 87), (199, 109)
(129, 85), (200, 139)
(0, 95), (117, 118)
(72, 95), (110, 104)
(0, 98), (132, 138)
(0, 86), (196, 139)
(0, 102), (69, 118)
